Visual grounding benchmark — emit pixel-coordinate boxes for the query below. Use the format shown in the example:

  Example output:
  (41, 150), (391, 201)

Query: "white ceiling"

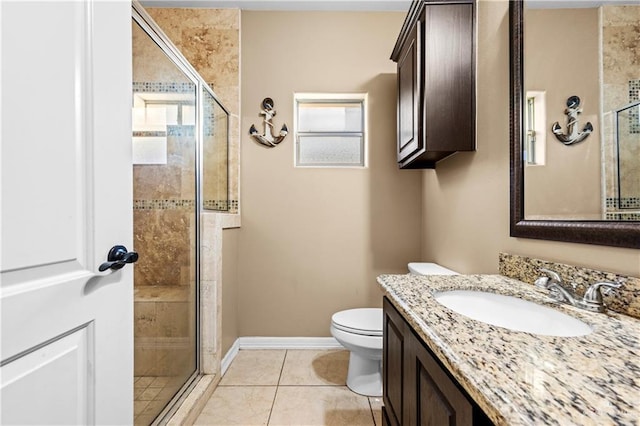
(139, 0), (412, 11)
(526, 0), (639, 8)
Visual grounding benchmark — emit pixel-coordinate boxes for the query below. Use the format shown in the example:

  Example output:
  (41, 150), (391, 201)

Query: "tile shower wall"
(133, 81), (197, 288)
(134, 286), (193, 377)
(602, 6), (640, 215)
(147, 8), (240, 213)
(132, 109), (196, 374)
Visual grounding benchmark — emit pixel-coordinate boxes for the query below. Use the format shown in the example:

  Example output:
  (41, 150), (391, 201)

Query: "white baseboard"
(238, 336), (342, 350)
(221, 339), (240, 376)
(220, 337), (343, 374)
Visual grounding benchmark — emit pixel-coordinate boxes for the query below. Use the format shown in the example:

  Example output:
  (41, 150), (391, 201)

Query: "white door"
(1, 1), (133, 424)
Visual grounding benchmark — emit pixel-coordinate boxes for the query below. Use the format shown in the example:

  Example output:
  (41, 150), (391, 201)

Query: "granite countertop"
(377, 274), (640, 426)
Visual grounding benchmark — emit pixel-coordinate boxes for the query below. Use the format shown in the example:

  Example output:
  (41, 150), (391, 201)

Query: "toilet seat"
(331, 308), (382, 337)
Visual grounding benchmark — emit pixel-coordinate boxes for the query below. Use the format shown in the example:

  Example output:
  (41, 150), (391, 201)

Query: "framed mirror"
(510, 0), (640, 249)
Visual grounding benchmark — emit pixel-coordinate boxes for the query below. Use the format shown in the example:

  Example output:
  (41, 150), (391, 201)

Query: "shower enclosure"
(132, 3), (229, 424)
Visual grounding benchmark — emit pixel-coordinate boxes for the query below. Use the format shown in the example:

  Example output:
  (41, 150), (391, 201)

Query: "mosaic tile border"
(630, 79), (639, 133)
(498, 252), (640, 319)
(606, 197), (640, 210)
(134, 199), (238, 213)
(133, 131), (167, 138)
(134, 199), (195, 210)
(133, 82), (196, 94)
(203, 199), (238, 212)
(605, 212), (640, 220)
(133, 127), (196, 138)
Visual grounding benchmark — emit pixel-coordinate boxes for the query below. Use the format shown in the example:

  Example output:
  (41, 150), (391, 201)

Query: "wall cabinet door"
(397, 16), (421, 165)
(392, 1), (475, 169)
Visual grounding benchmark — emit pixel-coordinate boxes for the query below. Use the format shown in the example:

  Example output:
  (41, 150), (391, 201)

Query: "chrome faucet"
(581, 281), (624, 313)
(535, 268), (579, 305)
(534, 268), (623, 313)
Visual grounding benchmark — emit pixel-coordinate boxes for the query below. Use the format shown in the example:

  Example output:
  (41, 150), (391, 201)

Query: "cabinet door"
(383, 297), (406, 426)
(396, 16), (422, 164)
(407, 330), (473, 426)
(423, 3), (474, 152)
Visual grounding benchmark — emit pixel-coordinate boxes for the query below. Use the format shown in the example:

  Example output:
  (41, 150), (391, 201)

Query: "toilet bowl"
(330, 308), (383, 397)
(330, 263), (459, 397)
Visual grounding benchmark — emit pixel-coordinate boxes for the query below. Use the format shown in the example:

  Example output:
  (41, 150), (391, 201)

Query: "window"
(294, 93), (367, 167)
(525, 91), (546, 166)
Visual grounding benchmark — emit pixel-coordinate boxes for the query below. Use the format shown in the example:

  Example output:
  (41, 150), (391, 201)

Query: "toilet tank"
(408, 262), (459, 275)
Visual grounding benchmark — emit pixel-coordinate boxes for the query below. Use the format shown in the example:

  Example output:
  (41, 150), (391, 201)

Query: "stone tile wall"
(148, 8), (240, 214)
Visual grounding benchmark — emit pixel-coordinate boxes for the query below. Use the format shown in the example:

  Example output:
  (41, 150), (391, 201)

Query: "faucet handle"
(534, 276), (550, 289)
(539, 268), (563, 284)
(583, 281), (624, 304)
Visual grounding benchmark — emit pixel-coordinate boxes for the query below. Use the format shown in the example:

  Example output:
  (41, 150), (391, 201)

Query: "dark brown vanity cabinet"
(391, 1), (475, 169)
(382, 296), (406, 426)
(382, 297), (493, 426)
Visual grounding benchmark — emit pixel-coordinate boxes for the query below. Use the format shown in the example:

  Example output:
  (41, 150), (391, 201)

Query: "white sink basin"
(433, 290), (592, 337)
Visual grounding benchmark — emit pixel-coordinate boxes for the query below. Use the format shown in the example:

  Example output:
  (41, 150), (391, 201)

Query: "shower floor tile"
(195, 349), (381, 426)
(133, 375), (181, 426)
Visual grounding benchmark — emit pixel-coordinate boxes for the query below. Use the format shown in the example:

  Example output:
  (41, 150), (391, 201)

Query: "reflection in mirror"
(523, 1), (639, 221)
(509, 0), (640, 248)
(617, 101), (640, 218)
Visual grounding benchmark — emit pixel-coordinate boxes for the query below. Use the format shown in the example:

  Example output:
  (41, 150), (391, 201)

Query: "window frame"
(524, 90), (547, 166)
(293, 93), (368, 168)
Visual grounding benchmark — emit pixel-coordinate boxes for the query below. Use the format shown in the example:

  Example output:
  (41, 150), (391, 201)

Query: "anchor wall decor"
(551, 95), (593, 146)
(249, 97), (288, 148)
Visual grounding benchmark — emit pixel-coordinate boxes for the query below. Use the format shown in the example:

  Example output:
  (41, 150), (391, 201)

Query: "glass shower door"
(202, 88), (230, 212)
(131, 19), (198, 425)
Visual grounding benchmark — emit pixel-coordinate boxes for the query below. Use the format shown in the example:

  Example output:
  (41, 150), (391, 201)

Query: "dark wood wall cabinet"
(391, 0), (476, 169)
(382, 297), (494, 426)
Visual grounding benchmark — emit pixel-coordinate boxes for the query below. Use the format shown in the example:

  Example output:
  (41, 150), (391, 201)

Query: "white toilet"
(330, 262), (459, 397)
(331, 308), (383, 396)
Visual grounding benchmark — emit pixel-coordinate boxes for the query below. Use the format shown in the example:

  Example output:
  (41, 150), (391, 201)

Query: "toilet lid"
(331, 308), (383, 336)
(408, 262), (459, 275)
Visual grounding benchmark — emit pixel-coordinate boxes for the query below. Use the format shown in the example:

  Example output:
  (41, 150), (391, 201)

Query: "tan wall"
(421, 0), (640, 277)
(524, 8), (601, 219)
(239, 11), (422, 337)
(222, 229), (240, 355)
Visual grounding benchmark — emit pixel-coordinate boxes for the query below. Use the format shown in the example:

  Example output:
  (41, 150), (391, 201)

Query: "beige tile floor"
(195, 349), (383, 426)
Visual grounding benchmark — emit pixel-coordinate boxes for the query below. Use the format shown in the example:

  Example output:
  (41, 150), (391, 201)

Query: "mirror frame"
(509, 0), (640, 249)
